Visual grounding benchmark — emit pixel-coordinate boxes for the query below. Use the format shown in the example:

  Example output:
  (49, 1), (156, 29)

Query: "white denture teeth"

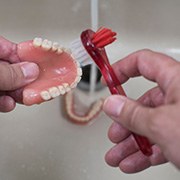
(77, 68), (82, 76)
(63, 48), (71, 54)
(33, 37), (43, 47)
(70, 81), (77, 89)
(40, 91), (51, 100)
(57, 47), (63, 54)
(58, 85), (66, 95)
(48, 87), (60, 98)
(52, 42), (59, 51)
(63, 83), (71, 92)
(42, 39), (52, 50)
(71, 55), (81, 68)
(75, 76), (81, 84)
(75, 60), (81, 68)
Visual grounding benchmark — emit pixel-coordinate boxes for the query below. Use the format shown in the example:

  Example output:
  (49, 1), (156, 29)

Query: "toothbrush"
(70, 27), (152, 156)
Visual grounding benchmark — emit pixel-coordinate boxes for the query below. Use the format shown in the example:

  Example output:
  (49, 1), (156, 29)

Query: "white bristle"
(71, 38), (80, 45)
(82, 60), (92, 66)
(74, 47), (85, 55)
(70, 38), (93, 67)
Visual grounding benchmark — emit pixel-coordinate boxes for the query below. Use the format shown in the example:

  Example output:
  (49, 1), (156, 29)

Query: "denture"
(64, 91), (104, 124)
(17, 38), (82, 105)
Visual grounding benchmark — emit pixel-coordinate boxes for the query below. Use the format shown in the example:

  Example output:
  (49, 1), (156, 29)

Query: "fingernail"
(103, 95), (126, 118)
(20, 62), (39, 82)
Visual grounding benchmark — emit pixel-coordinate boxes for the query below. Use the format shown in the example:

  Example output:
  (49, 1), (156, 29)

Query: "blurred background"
(0, 0), (180, 179)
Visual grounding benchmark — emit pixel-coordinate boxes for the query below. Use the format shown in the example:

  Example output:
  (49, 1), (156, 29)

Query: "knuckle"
(0, 65), (13, 90)
(136, 49), (153, 58)
(9, 66), (18, 85)
(128, 105), (141, 130)
(6, 65), (20, 90)
(165, 64), (180, 89)
(134, 49), (155, 66)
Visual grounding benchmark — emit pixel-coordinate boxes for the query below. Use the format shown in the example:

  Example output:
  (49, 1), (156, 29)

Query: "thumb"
(103, 95), (155, 138)
(0, 62), (39, 91)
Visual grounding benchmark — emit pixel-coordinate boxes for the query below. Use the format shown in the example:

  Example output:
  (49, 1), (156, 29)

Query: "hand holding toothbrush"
(71, 27), (152, 156)
(103, 49), (180, 173)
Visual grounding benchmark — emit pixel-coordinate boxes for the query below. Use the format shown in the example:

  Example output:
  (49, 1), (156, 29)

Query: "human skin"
(0, 36), (39, 112)
(103, 49), (180, 173)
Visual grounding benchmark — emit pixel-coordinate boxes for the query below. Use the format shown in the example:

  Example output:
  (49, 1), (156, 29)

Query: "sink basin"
(0, 0), (180, 179)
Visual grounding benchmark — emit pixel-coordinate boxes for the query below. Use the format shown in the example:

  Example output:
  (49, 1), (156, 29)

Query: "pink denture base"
(17, 40), (79, 105)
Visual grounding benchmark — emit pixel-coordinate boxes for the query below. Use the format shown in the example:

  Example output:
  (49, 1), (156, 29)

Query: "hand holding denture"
(0, 36), (82, 111)
(0, 36), (40, 112)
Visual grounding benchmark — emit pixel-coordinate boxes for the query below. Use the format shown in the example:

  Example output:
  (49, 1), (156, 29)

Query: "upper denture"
(17, 37), (82, 105)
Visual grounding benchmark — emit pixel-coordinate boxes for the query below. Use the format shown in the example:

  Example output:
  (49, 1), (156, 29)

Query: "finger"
(150, 145), (167, 166)
(0, 36), (20, 63)
(103, 95), (156, 139)
(119, 145), (167, 173)
(105, 135), (139, 167)
(104, 95), (180, 152)
(0, 61), (9, 65)
(0, 95), (16, 112)
(137, 86), (164, 107)
(6, 88), (24, 103)
(108, 121), (131, 143)
(0, 62), (39, 91)
(111, 49), (180, 92)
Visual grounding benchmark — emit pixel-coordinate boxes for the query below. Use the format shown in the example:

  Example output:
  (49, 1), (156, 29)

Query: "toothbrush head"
(92, 27), (117, 48)
(80, 27), (117, 67)
(70, 27), (117, 67)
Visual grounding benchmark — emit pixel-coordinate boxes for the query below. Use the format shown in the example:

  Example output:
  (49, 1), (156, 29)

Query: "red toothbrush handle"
(102, 64), (153, 156)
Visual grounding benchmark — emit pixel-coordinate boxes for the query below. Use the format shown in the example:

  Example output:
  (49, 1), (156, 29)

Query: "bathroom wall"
(0, 0), (90, 43)
(99, 0), (180, 60)
(0, 0), (180, 180)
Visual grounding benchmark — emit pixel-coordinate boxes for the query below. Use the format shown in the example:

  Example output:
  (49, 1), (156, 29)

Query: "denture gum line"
(32, 37), (82, 101)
